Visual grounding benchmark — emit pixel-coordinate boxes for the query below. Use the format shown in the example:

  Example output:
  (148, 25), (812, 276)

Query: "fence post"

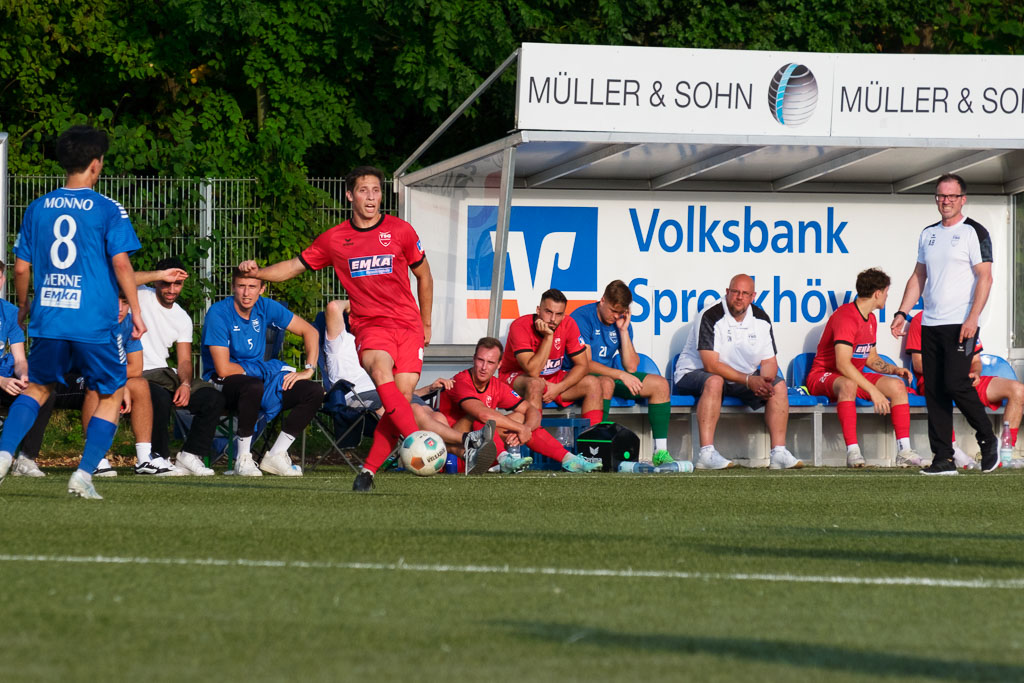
(199, 178), (214, 315)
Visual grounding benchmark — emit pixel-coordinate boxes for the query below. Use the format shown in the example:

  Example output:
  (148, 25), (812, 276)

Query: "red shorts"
(975, 375), (1002, 410)
(355, 325), (423, 375)
(806, 369), (885, 401)
(912, 376), (1002, 410)
(503, 369), (574, 407)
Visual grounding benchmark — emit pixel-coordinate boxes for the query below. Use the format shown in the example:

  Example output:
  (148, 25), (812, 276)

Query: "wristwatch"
(304, 364), (313, 370)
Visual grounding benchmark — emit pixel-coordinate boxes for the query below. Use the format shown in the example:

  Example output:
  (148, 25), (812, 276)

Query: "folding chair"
(303, 311), (377, 472)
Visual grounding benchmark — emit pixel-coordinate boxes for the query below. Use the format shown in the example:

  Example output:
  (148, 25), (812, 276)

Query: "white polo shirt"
(137, 286), (194, 371)
(673, 301), (778, 383)
(917, 216), (992, 326)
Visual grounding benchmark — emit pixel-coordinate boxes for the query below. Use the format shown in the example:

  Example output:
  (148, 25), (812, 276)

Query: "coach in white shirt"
(673, 273), (801, 471)
(892, 173), (999, 475)
(137, 257), (224, 475)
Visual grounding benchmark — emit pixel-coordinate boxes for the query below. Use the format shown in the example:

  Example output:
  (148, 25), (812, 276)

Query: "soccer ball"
(399, 431), (447, 476)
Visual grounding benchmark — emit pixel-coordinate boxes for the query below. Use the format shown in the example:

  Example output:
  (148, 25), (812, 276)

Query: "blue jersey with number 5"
(14, 187), (140, 343)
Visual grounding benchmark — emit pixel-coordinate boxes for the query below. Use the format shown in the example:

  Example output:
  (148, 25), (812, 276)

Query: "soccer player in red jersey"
(499, 288), (604, 417)
(415, 337), (599, 472)
(806, 268), (922, 468)
(239, 166), (431, 491)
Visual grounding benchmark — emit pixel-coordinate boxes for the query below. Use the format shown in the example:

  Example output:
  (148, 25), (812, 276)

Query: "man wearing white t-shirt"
(892, 174), (999, 475)
(137, 257), (224, 476)
(673, 273), (801, 470)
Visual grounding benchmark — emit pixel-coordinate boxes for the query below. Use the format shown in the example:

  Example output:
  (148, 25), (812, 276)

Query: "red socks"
(583, 409), (602, 426)
(837, 401), (858, 446)
(376, 381), (418, 437)
(526, 428), (571, 463)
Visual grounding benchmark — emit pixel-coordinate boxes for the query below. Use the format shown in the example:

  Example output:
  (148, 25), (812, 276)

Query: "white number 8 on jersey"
(51, 214), (78, 270)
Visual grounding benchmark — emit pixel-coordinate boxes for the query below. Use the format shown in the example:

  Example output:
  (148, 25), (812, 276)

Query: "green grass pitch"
(1, 467), (1022, 682)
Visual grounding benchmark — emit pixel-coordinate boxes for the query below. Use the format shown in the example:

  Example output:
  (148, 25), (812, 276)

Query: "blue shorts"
(675, 369), (783, 410)
(29, 336), (127, 394)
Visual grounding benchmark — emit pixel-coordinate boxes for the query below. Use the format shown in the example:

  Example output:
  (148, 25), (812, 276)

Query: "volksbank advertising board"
(441, 192), (1009, 371)
(517, 43), (1024, 139)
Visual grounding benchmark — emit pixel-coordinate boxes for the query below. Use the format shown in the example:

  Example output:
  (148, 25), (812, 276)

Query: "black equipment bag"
(575, 422), (640, 472)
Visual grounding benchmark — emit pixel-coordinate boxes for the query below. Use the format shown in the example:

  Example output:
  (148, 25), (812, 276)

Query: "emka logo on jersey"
(466, 205), (597, 319)
(349, 254), (394, 278)
(853, 343), (872, 358)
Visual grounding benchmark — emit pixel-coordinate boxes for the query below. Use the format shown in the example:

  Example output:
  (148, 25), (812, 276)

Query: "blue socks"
(0, 395), (41, 455)
(80, 417), (118, 475)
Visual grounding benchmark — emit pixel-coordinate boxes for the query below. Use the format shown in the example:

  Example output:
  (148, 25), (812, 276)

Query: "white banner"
(433, 190), (1010, 378)
(516, 43), (1024, 140)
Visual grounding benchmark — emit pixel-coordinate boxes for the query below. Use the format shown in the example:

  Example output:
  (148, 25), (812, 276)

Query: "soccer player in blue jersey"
(571, 280), (675, 465)
(0, 125), (145, 499)
(200, 268), (322, 476)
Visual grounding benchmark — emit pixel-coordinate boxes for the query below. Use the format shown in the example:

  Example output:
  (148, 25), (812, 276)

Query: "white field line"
(1, 553), (1022, 589)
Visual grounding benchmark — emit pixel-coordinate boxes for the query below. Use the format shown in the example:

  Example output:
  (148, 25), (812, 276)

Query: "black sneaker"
(352, 471), (375, 492)
(980, 443), (1002, 473)
(920, 459), (958, 476)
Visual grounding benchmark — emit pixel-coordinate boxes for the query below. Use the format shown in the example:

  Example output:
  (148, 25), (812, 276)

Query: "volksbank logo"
(466, 206), (597, 319)
(768, 63), (817, 126)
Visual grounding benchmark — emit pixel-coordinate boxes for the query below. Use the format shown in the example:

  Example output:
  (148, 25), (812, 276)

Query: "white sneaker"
(952, 446), (978, 470)
(846, 446), (866, 468)
(150, 456), (186, 477)
(769, 447), (803, 470)
(895, 449), (925, 468)
(93, 457), (118, 477)
(259, 451), (302, 477)
(68, 470), (103, 500)
(694, 448), (734, 470)
(234, 455), (263, 477)
(174, 451), (215, 476)
(12, 455), (46, 477)
(0, 452), (12, 486)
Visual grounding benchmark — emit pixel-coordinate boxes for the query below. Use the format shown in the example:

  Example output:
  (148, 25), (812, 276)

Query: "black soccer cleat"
(980, 443), (1001, 473)
(919, 459), (958, 476)
(352, 471), (375, 492)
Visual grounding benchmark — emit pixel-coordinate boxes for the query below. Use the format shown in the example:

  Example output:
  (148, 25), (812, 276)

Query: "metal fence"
(5, 175), (397, 330)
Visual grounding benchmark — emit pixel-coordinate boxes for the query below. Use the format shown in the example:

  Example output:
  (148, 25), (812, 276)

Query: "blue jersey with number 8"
(14, 187), (140, 343)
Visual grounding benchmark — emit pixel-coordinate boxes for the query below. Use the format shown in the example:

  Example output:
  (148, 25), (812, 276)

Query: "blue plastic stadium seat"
(980, 354), (1016, 380)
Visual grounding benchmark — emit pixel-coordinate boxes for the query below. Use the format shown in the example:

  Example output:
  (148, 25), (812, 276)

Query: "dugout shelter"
(395, 44), (1024, 464)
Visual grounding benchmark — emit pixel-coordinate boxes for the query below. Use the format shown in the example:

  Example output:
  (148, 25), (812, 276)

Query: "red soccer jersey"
(499, 314), (587, 378)
(300, 214), (425, 334)
(439, 369), (524, 422)
(810, 302), (877, 375)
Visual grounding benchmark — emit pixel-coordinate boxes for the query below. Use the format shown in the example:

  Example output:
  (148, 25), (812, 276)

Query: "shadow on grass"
(790, 526), (1024, 543)
(694, 541), (1024, 569)
(497, 621), (1022, 680)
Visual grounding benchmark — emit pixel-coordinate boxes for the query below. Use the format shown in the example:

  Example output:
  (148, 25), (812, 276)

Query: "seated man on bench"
(673, 273), (800, 470)
(200, 268), (322, 476)
(806, 268), (922, 468)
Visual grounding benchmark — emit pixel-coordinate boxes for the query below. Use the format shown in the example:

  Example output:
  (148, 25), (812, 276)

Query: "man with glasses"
(672, 273), (801, 470)
(571, 279), (674, 465)
(891, 173), (999, 475)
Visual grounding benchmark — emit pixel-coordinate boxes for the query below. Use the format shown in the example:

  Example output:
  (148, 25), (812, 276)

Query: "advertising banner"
(436, 190), (1010, 376)
(517, 43), (1024, 141)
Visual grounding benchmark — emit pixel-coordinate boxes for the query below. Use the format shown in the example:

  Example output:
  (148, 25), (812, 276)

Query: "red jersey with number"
(810, 302), (876, 375)
(439, 369), (524, 422)
(499, 314), (587, 378)
(299, 214), (425, 334)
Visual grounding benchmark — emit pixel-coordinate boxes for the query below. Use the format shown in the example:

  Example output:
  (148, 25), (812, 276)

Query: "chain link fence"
(4, 175), (397, 332)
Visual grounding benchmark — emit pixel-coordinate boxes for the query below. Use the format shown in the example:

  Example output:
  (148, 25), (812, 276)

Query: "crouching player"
(415, 337), (599, 473)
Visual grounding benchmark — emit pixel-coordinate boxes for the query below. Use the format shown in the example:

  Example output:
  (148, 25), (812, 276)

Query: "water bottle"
(507, 444), (521, 458)
(618, 461), (656, 473)
(1000, 421), (1014, 466)
(654, 460), (695, 473)
(555, 426), (575, 452)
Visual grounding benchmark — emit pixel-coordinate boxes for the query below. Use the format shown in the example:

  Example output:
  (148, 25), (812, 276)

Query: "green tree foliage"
(3, 0), (1023, 322)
